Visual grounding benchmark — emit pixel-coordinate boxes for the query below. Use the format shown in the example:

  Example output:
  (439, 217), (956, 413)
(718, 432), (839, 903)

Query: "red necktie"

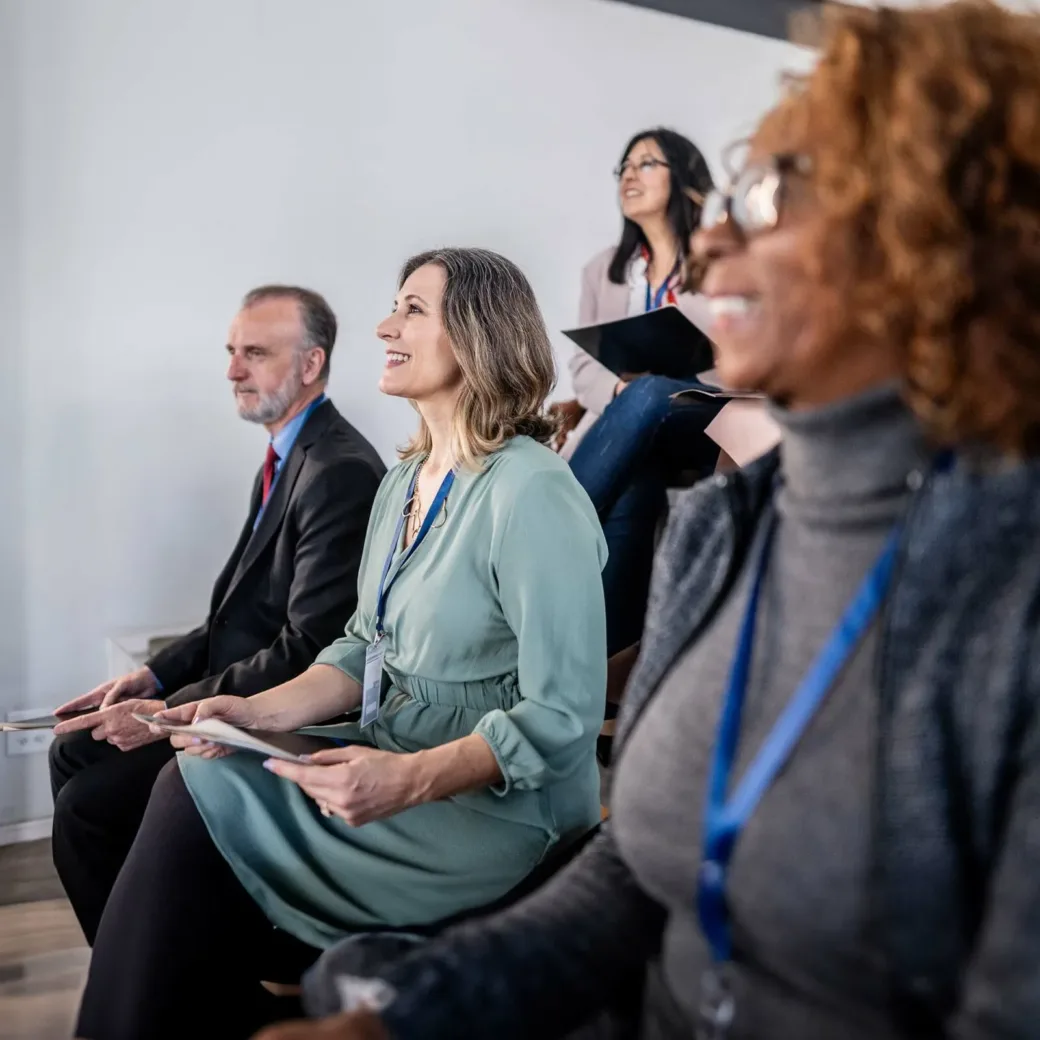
(262, 443), (279, 505)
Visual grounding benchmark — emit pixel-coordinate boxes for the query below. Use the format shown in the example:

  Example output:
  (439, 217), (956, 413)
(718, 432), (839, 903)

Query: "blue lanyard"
(697, 518), (901, 965)
(645, 257), (681, 312)
(374, 464), (455, 637)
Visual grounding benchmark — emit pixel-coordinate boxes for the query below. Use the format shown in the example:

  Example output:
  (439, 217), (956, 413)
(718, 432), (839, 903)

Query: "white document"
(131, 714), (336, 764)
(704, 400), (782, 467)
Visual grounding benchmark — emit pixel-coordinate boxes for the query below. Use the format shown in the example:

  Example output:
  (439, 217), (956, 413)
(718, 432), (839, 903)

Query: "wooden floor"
(0, 839), (66, 908)
(0, 840), (87, 1040)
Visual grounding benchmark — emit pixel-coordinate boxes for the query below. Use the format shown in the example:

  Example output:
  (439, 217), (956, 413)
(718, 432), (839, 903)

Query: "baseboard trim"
(0, 816), (52, 846)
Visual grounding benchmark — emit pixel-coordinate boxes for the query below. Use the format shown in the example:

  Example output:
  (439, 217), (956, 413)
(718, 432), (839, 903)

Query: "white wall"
(4, 0), (808, 824)
(0, 0), (33, 824)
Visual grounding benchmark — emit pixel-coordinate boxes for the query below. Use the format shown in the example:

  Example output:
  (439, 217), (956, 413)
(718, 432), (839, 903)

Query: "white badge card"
(361, 640), (386, 729)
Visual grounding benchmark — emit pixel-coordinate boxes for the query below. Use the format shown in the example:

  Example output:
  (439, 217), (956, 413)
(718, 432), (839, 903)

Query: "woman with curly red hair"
(261, 3), (1040, 1038)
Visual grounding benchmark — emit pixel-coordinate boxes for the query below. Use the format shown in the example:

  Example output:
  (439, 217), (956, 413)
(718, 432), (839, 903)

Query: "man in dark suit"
(49, 284), (386, 944)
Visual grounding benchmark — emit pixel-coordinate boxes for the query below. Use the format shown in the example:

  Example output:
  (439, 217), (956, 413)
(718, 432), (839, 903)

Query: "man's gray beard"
(236, 358), (304, 425)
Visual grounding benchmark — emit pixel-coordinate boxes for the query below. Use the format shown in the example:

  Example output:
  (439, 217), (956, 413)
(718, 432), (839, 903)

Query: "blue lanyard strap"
(374, 465), (455, 637)
(644, 257), (682, 312)
(697, 519), (901, 964)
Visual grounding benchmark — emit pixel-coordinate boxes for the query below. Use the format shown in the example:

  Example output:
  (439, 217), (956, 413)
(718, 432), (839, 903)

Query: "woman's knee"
(615, 375), (677, 423)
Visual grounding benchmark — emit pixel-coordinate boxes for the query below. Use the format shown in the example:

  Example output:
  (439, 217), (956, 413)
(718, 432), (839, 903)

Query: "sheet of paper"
(670, 386), (764, 401)
(131, 714), (331, 764)
(704, 400), (781, 467)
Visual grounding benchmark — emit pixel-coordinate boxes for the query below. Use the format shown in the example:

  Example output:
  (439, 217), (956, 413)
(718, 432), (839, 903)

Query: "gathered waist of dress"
(383, 667), (522, 712)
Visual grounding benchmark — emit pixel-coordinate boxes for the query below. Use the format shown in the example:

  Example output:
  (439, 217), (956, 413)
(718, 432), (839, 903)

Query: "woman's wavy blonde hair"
(778, 0), (1040, 455)
(398, 248), (557, 469)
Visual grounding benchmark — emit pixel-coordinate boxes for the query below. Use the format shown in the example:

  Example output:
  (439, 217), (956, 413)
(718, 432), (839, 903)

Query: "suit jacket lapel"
(217, 401), (338, 611)
(221, 445), (304, 608)
(210, 474), (264, 612)
(615, 454), (778, 752)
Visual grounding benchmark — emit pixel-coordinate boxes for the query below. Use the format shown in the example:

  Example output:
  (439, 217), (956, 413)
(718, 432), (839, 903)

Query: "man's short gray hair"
(242, 284), (337, 380)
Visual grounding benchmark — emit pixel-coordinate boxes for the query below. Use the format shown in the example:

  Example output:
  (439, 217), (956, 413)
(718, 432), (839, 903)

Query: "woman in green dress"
(75, 248), (608, 1040)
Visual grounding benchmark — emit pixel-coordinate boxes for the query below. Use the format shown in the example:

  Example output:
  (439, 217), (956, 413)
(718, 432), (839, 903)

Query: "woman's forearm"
(411, 734), (503, 803)
(374, 829), (665, 1040)
(250, 664), (362, 731)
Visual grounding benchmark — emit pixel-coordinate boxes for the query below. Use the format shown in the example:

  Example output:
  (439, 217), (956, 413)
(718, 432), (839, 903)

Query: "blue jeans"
(569, 375), (723, 656)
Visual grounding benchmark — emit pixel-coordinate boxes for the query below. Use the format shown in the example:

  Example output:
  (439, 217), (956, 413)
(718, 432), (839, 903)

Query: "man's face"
(226, 298), (309, 425)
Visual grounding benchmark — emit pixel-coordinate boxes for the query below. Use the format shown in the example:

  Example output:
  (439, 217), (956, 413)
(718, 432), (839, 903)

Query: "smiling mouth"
(386, 352), (411, 366)
(623, 188), (643, 198)
(707, 296), (761, 334)
(708, 295), (758, 318)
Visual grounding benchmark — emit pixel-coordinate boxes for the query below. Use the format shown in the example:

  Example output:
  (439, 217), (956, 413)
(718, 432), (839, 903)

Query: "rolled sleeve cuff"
(314, 640), (367, 686)
(473, 709), (548, 795)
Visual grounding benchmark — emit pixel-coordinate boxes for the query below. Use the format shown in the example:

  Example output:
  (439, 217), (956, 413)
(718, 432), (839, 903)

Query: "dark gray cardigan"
(316, 449), (1040, 1040)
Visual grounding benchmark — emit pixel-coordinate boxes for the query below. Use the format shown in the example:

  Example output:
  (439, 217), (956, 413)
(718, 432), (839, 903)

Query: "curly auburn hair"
(775, 0), (1040, 455)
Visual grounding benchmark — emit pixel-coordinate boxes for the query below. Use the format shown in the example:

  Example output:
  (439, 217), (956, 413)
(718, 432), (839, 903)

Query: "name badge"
(361, 639), (386, 729)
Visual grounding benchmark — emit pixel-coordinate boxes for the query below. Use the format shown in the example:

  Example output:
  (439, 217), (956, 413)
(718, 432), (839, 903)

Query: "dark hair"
(608, 128), (715, 285)
(241, 284), (337, 380)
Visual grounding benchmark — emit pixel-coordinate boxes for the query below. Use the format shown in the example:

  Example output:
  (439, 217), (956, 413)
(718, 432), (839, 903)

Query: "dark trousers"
(77, 759), (320, 1040)
(569, 375), (722, 655)
(49, 730), (176, 944)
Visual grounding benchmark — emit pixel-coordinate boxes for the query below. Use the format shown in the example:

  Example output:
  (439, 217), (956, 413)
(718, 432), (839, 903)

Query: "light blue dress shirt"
(253, 393), (326, 530)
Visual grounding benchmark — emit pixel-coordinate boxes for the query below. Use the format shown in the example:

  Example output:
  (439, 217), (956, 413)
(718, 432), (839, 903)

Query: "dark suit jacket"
(149, 400), (386, 709)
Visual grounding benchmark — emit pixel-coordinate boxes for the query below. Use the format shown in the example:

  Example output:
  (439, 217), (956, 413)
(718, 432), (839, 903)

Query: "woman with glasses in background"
(556, 128), (741, 663)
(266, 3), (1040, 1038)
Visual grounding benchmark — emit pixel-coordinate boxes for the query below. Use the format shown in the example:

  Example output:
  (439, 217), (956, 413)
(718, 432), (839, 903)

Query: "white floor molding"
(0, 818), (52, 847)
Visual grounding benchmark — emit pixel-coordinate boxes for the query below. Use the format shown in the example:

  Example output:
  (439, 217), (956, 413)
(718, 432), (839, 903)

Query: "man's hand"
(54, 666), (158, 716)
(53, 698), (167, 752)
(265, 746), (424, 827)
(252, 1011), (389, 1040)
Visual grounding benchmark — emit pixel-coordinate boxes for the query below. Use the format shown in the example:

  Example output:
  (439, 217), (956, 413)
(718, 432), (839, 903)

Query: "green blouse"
(313, 434), (609, 840)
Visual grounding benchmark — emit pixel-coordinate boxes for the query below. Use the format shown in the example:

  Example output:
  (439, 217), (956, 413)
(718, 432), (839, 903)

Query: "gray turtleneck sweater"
(612, 383), (930, 1039)
(315, 385), (941, 1040)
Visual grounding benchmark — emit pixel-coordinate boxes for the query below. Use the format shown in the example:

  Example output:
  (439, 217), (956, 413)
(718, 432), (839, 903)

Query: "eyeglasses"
(697, 152), (812, 235)
(614, 157), (670, 180)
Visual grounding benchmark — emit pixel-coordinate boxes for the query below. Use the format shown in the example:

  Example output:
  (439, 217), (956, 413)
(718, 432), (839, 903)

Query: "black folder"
(562, 307), (715, 381)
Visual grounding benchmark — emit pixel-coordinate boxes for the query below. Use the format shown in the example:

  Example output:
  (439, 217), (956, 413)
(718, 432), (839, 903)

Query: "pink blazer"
(560, 246), (779, 466)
